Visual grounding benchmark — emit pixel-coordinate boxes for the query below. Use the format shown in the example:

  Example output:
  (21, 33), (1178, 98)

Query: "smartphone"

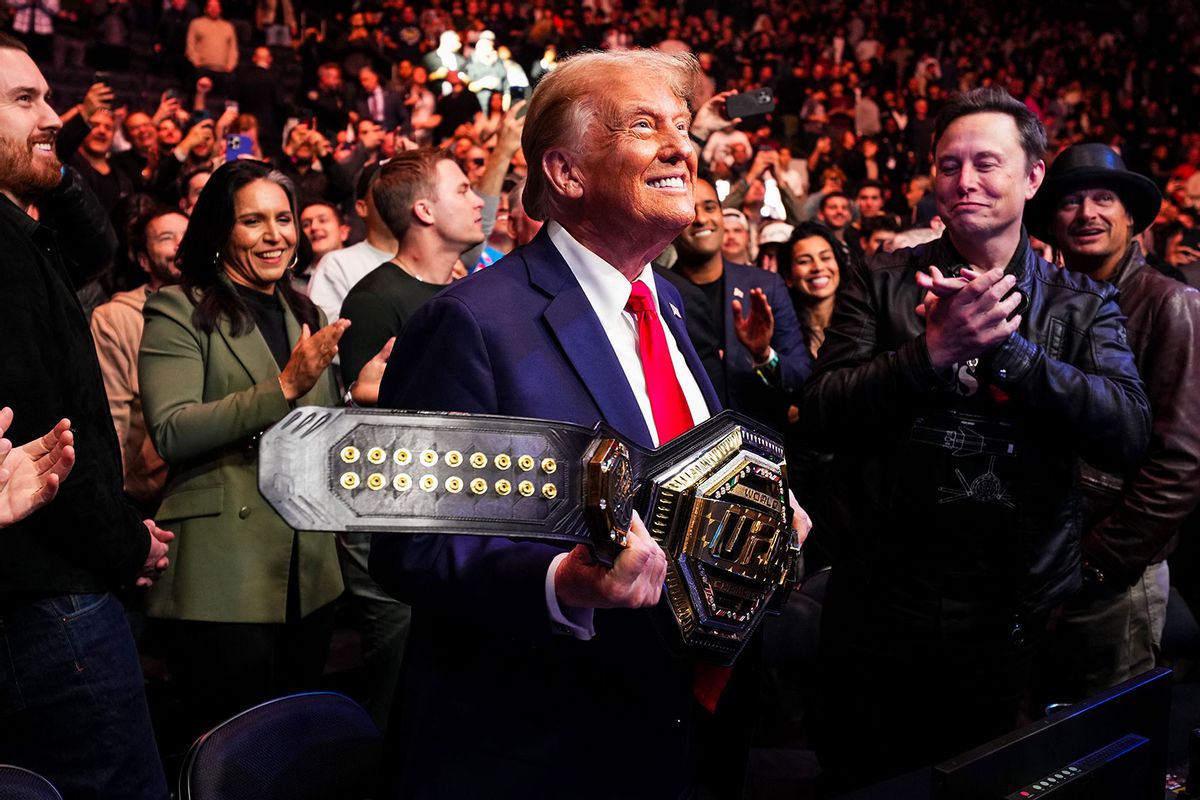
(1181, 227), (1200, 251)
(224, 99), (240, 114)
(92, 70), (112, 86)
(726, 88), (776, 119)
(164, 88), (183, 103)
(509, 85), (526, 101)
(225, 134), (254, 160)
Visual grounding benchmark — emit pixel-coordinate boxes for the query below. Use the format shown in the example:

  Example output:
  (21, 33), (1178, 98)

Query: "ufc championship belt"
(259, 407), (800, 665)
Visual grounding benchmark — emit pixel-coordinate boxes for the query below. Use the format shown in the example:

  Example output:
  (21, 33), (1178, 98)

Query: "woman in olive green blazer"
(140, 161), (347, 738)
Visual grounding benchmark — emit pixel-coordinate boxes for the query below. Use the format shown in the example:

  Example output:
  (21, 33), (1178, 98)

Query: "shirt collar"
(935, 227), (1030, 280)
(1110, 241), (1146, 288)
(355, 240), (396, 262)
(546, 220), (658, 320)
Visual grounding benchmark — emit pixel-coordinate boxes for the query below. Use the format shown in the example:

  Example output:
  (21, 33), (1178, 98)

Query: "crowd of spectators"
(4, 0), (1200, 792)
(4, 0), (1197, 308)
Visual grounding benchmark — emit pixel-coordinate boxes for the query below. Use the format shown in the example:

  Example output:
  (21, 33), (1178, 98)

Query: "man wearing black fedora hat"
(1027, 142), (1200, 701)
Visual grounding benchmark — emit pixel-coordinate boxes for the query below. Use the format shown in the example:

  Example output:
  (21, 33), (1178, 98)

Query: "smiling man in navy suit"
(659, 178), (812, 433)
(371, 50), (772, 799)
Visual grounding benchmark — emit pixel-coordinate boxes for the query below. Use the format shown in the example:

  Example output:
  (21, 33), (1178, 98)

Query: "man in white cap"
(721, 207), (752, 264)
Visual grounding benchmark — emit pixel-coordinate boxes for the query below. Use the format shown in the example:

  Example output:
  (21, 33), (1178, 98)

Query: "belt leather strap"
(259, 407), (800, 665)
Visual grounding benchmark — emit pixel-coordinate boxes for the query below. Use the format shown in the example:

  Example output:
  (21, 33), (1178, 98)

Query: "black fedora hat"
(1025, 143), (1161, 244)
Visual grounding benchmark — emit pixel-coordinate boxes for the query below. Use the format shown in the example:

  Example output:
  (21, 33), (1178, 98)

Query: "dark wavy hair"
(932, 87), (1048, 169)
(784, 221), (850, 295)
(176, 160), (319, 336)
(785, 221), (850, 355)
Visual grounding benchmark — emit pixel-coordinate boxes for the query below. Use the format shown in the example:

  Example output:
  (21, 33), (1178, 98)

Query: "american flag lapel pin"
(733, 287), (744, 299)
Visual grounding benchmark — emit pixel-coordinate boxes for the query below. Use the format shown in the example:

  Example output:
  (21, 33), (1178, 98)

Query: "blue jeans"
(0, 592), (167, 800)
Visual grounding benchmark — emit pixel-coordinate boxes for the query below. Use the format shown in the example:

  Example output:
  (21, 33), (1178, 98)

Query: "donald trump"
(371, 50), (774, 799)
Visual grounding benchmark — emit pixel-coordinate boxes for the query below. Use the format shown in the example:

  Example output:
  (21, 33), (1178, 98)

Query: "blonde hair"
(521, 49), (701, 221)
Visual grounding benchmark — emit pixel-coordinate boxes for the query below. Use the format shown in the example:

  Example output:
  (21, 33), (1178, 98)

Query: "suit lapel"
(214, 289), (323, 399)
(723, 262), (740, 360)
(524, 231), (654, 449)
(281, 302), (332, 405)
(216, 314), (279, 387)
(659, 282), (722, 415)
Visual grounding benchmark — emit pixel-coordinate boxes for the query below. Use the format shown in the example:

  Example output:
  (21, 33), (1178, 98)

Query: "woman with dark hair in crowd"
(782, 221), (848, 574)
(137, 159), (350, 744)
(783, 221), (848, 359)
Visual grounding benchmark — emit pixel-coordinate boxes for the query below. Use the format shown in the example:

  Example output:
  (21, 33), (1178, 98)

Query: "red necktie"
(626, 282), (730, 712)
(625, 281), (693, 444)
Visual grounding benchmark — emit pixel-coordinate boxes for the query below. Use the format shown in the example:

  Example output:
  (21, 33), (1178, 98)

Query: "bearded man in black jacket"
(0, 34), (174, 800)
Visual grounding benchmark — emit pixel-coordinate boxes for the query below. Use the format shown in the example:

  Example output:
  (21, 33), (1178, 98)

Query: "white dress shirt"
(367, 87), (385, 122)
(547, 221), (710, 444)
(543, 221), (712, 638)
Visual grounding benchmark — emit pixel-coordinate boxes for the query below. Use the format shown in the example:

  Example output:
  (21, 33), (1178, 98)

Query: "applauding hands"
(0, 408), (76, 528)
(278, 319), (351, 402)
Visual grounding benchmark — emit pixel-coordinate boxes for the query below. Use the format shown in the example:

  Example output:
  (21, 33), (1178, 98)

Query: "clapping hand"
(278, 320), (351, 401)
(732, 288), (775, 363)
(0, 409), (76, 528)
(350, 337), (395, 407)
(915, 266), (1022, 370)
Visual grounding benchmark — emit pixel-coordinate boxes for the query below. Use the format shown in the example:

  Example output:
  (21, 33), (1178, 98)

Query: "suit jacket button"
(238, 506), (251, 519)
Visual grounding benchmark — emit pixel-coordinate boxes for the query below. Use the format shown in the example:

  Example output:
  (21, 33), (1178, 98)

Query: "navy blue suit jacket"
(355, 88), (411, 134)
(721, 260), (812, 425)
(659, 259), (811, 432)
(371, 227), (720, 799)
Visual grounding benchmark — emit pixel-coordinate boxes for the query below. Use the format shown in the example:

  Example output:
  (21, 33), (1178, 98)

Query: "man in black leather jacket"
(1026, 143), (1200, 702)
(800, 89), (1150, 791)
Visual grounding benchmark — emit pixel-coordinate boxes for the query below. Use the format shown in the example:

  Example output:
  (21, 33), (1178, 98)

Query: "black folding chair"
(179, 691), (383, 800)
(0, 765), (64, 800)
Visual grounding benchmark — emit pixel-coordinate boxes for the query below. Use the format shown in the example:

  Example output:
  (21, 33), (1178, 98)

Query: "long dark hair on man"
(176, 160), (320, 336)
